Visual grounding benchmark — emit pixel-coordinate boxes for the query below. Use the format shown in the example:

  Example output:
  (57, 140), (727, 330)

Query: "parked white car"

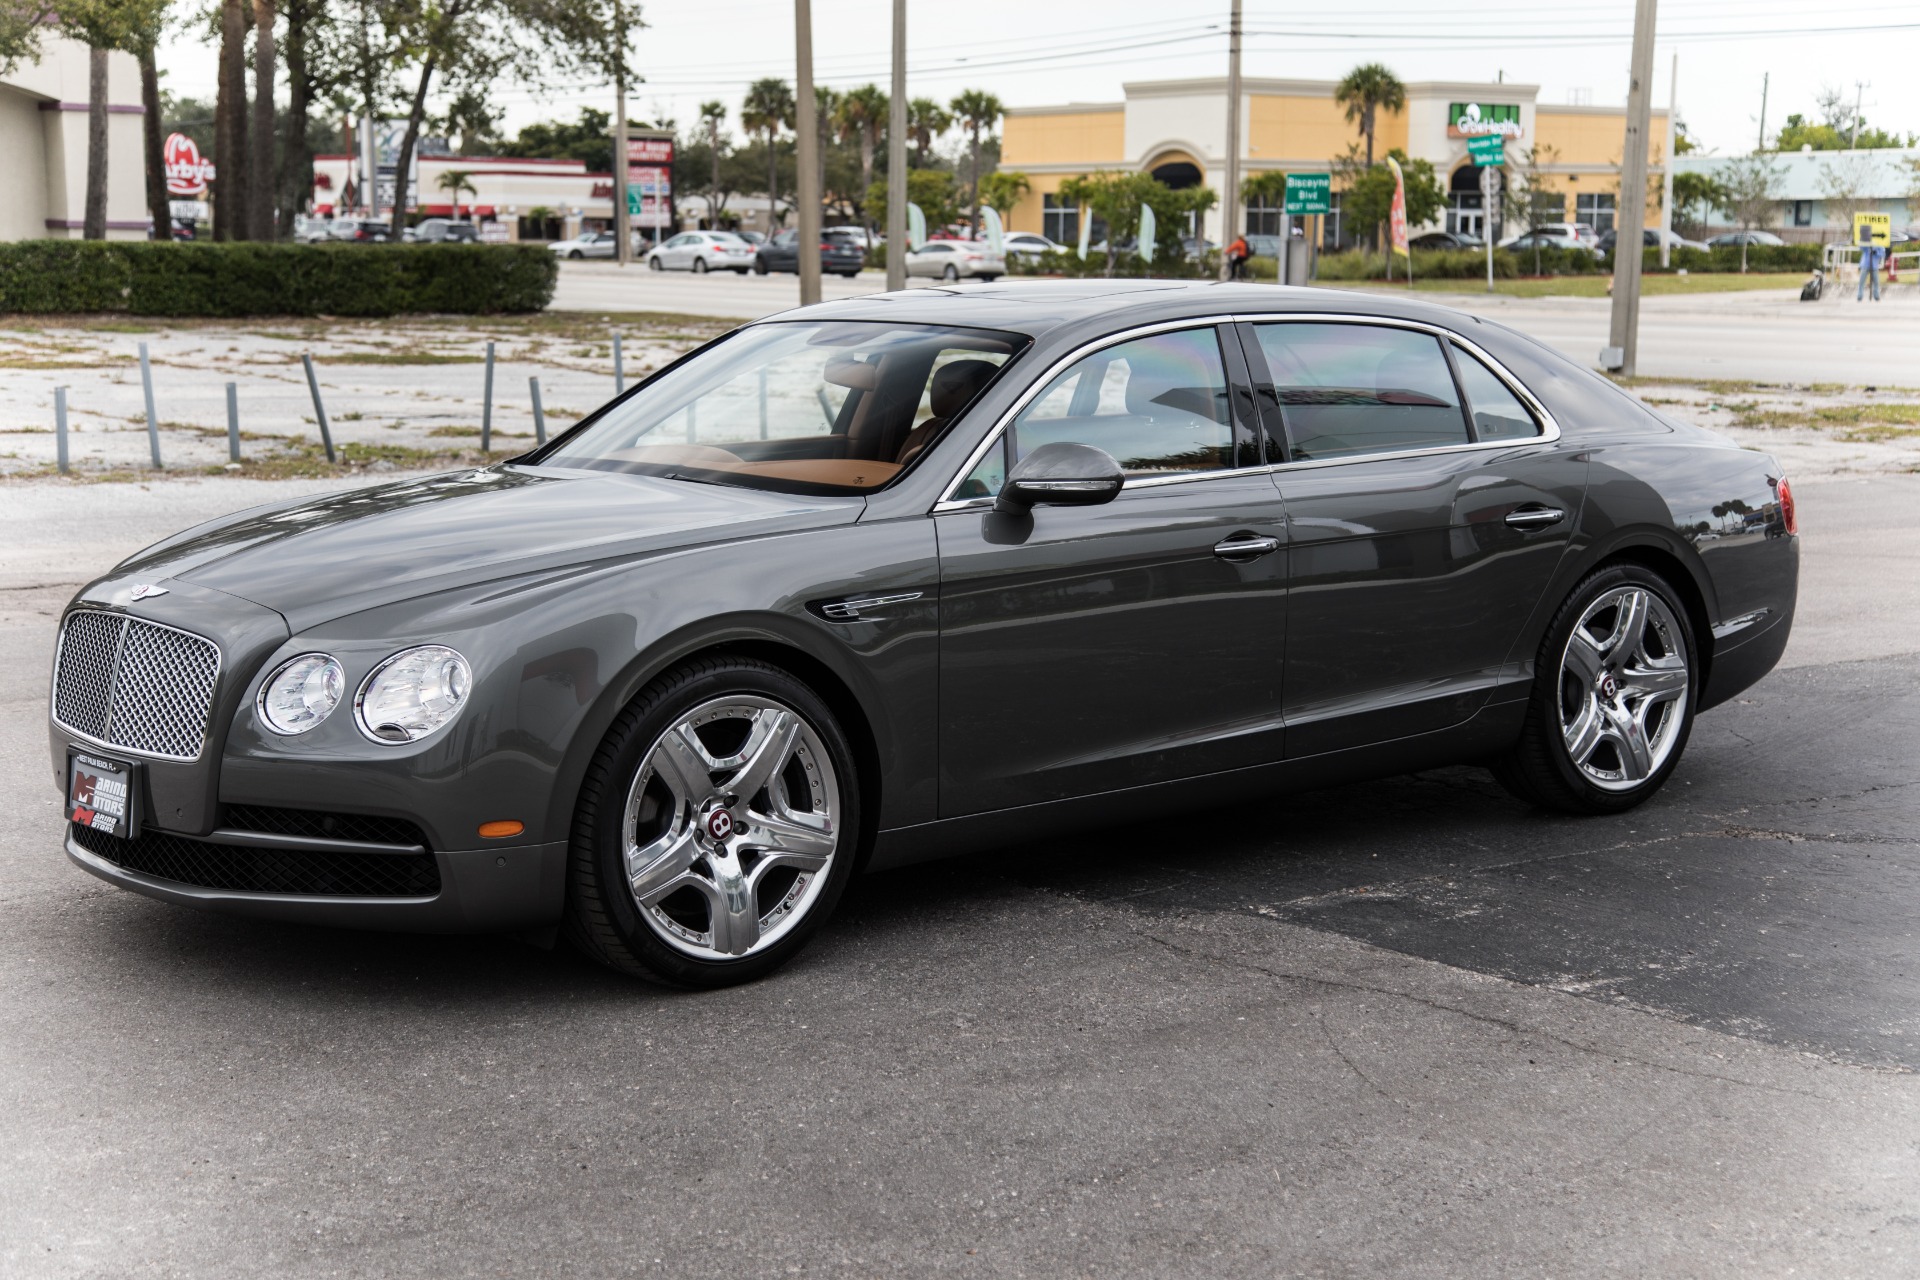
(648, 231), (755, 274)
(1500, 222), (1600, 251)
(549, 230), (628, 260)
(905, 240), (1005, 281)
(1002, 232), (1062, 259)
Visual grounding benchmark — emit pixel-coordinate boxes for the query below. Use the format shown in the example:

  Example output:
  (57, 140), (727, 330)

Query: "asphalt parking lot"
(3, 475), (1918, 1277)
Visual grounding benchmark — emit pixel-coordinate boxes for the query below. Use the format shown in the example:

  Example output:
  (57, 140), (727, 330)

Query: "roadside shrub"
(1009, 247), (1217, 279)
(1643, 243), (1822, 274)
(0, 241), (557, 316)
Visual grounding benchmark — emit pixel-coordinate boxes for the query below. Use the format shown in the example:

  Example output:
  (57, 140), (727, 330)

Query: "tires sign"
(164, 133), (215, 197)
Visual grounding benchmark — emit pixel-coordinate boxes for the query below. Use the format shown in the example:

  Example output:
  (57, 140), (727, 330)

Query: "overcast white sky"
(157, 0), (1920, 158)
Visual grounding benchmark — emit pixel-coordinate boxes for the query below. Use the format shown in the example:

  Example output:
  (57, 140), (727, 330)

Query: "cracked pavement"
(2, 475), (1917, 1277)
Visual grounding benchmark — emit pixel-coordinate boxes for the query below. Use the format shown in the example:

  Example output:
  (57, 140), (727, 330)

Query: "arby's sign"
(164, 133), (216, 197)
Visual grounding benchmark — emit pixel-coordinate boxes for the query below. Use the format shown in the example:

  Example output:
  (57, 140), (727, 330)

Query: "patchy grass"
(428, 425), (534, 439)
(316, 350), (488, 365)
(209, 440), (501, 480)
(1719, 400), (1920, 439)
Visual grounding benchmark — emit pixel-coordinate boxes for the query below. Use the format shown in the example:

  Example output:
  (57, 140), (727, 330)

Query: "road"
(551, 261), (1920, 386)
(2, 474), (1917, 1276)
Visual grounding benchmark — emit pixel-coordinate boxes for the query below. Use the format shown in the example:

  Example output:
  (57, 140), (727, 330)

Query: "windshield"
(539, 321), (1029, 495)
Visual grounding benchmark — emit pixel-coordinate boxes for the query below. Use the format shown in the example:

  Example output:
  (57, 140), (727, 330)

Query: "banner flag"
(1138, 205), (1156, 265)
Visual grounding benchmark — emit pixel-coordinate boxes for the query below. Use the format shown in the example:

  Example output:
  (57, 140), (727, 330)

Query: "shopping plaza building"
(1001, 76), (1671, 246)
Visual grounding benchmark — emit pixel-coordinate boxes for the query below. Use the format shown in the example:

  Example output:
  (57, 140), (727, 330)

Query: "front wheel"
(568, 249), (584, 260)
(647, 255), (663, 271)
(1493, 563), (1698, 815)
(565, 658), (861, 987)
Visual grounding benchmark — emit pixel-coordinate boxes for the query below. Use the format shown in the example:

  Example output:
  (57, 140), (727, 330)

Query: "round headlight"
(257, 653), (345, 736)
(355, 645), (472, 744)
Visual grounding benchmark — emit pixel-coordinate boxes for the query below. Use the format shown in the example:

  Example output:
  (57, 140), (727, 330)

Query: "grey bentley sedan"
(50, 281), (1798, 987)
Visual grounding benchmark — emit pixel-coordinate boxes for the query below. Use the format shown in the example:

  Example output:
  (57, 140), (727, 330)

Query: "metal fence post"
(55, 387), (69, 475)
(225, 382), (242, 462)
(613, 332), (624, 394)
(481, 341), (495, 452)
(300, 353), (337, 463)
(529, 375), (547, 444)
(138, 342), (162, 469)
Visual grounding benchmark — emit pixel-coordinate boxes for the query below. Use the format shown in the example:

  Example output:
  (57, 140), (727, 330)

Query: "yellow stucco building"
(1002, 77), (1669, 245)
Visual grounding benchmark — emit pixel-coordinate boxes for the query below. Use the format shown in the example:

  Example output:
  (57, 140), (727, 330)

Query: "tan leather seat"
(894, 359), (1000, 465)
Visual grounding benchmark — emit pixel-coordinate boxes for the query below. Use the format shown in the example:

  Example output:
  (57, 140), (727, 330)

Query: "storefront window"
(1246, 200), (1282, 237)
(1042, 194), (1079, 245)
(1575, 192), (1616, 236)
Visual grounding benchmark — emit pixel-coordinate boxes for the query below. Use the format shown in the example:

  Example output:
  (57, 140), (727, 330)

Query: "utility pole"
(1756, 72), (1768, 152)
(612, 0), (632, 268)
(885, 0), (908, 292)
(795, 0), (822, 305)
(1659, 53), (1677, 269)
(1849, 81), (1866, 149)
(1605, 0), (1657, 377)
(1219, 0), (1242, 281)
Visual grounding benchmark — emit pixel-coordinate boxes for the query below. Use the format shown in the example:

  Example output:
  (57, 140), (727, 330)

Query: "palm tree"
(950, 89), (1003, 236)
(908, 97), (951, 167)
(835, 85), (889, 229)
(1334, 62), (1405, 169)
(699, 100), (726, 225)
(437, 169), (478, 220)
(741, 77), (796, 230)
(813, 85), (841, 218)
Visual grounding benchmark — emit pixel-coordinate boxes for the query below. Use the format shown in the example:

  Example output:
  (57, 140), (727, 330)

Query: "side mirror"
(994, 441), (1126, 515)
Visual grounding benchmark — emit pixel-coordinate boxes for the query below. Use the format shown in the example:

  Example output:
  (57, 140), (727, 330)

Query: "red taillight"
(1778, 476), (1797, 535)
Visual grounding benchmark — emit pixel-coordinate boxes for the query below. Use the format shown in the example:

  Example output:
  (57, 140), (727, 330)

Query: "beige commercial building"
(1002, 76), (1670, 245)
(0, 35), (148, 240)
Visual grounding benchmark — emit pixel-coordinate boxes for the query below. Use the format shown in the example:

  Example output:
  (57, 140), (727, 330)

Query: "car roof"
(752, 280), (1515, 341)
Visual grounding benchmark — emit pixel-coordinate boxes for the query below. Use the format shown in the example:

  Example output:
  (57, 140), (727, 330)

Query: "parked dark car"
(754, 229), (865, 277)
(52, 282), (1798, 988)
(1410, 230), (1483, 250)
(1595, 227), (1708, 255)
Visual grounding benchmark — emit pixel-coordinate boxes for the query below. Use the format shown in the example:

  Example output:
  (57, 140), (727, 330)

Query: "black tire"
(647, 255), (663, 271)
(1493, 562), (1699, 815)
(733, 267), (749, 275)
(569, 249), (584, 260)
(942, 264), (960, 281)
(753, 258), (769, 275)
(564, 657), (862, 988)
(693, 257), (709, 274)
(977, 274), (999, 283)
(840, 271), (860, 278)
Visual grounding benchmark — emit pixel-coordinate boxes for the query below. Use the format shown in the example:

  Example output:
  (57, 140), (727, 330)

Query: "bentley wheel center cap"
(1601, 674), (1619, 701)
(704, 807), (735, 842)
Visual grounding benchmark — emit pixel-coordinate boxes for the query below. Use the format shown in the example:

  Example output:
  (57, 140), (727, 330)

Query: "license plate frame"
(67, 746), (142, 840)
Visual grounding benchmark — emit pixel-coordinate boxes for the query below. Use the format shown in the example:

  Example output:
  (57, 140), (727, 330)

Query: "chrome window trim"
(931, 310), (1561, 512)
(49, 607), (225, 763)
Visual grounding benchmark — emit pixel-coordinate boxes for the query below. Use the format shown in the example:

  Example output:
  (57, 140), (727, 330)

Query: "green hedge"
(0, 241), (557, 316)
(1643, 243), (1823, 273)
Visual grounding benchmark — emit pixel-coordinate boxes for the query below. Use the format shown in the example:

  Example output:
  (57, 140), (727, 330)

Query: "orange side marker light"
(478, 820), (524, 839)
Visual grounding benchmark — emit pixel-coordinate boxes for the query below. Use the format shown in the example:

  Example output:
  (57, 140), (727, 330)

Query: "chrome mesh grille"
(52, 610), (221, 761)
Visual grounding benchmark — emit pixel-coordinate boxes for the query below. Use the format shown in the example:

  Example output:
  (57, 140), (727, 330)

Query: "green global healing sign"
(1448, 102), (1522, 138)
(1284, 173), (1332, 216)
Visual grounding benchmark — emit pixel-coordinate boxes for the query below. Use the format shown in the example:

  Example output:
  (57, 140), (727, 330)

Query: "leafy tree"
(949, 88), (1002, 234)
(1817, 152), (1877, 235)
(742, 76), (796, 228)
(1775, 112), (1914, 152)
(1332, 145), (1441, 255)
(1717, 153), (1787, 271)
(513, 108), (614, 172)
(977, 170), (1029, 218)
(1057, 170), (1214, 274)
(908, 97), (950, 167)
(1334, 62), (1405, 170)
(864, 168), (958, 237)
(53, 0), (170, 240)
(439, 89), (504, 155)
(1670, 170), (1727, 235)
(697, 100), (727, 222)
(1498, 143), (1562, 274)
(1242, 170), (1288, 207)
(835, 84), (888, 227)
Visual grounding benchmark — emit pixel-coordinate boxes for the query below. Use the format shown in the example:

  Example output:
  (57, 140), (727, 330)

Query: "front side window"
(541, 322), (1027, 495)
(1251, 323), (1469, 461)
(957, 327), (1235, 497)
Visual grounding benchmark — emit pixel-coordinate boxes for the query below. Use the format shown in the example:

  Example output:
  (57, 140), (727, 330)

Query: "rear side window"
(1252, 322), (1468, 461)
(1451, 346), (1540, 441)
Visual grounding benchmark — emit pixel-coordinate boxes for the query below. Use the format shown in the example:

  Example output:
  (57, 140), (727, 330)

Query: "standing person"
(1227, 233), (1250, 280)
(1856, 223), (1883, 302)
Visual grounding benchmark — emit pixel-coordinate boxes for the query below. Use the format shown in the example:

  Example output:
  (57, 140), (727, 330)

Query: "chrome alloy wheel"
(1557, 586), (1691, 791)
(621, 696), (840, 960)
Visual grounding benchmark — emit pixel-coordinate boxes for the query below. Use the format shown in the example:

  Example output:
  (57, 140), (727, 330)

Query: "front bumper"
(65, 825), (568, 932)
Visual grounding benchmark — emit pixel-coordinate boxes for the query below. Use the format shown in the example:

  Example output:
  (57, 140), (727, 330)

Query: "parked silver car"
(648, 231), (755, 274)
(549, 230), (629, 260)
(905, 240), (1005, 281)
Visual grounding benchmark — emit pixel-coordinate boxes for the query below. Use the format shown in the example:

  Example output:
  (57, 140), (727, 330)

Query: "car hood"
(113, 466), (864, 632)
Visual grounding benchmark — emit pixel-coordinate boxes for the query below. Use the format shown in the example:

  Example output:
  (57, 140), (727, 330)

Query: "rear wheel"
(1493, 563), (1697, 815)
(565, 658), (860, 988)
(753, 258), (769, 275)
(942, 264), (960, 281)
(693, 257), (709, 274)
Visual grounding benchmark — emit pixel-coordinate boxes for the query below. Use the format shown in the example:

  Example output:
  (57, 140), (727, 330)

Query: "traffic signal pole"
(1605, 0), (1658, 377)
(886, 0), (907, 292)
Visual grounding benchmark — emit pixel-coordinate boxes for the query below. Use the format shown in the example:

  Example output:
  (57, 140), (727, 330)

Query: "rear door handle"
(1504, 505), (1566, 530)
(1213, 533), (1281, 560)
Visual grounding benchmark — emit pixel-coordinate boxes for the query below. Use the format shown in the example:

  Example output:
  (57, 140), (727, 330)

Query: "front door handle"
(1213, 533), (1281, 561)
(1504, 505), (1566, 530)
